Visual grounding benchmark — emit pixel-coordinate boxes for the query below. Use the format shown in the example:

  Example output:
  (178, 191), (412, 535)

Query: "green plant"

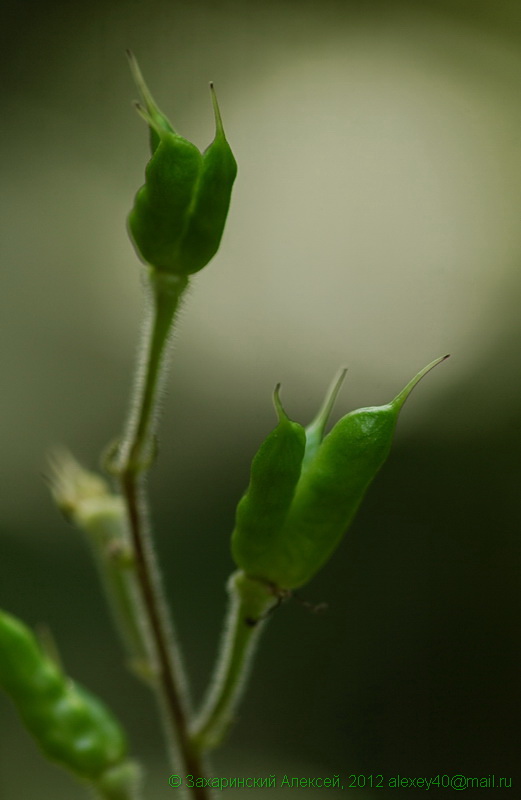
(0, 54), (448, 799)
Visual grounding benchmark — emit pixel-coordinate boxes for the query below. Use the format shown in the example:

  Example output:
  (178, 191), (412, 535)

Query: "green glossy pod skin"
(127, 53), (237, 276)
(267, 405), (398, 588)
(0, 609), (127, 780)
(231, 357), (448, 591)
(231, 387), (306, 581)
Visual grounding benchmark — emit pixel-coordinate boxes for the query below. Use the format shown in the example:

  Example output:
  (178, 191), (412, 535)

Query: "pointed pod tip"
(127, 49), (146, 93)
(209, 82), (225, 138)
(306, 366), (348, 442)
(133, 100), (154, 127)
(125, 50), (137, 76)
(127, 51), (176, 136)
(392, 354), (449, 411)
(272, 383), (289, 423)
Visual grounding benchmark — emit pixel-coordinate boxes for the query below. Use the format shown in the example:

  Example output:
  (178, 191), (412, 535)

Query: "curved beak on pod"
(126, 51), (237, 277)
(231, 355), (449, 591)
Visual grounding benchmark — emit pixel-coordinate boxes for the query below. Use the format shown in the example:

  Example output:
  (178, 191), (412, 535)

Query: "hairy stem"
(47, 451), (152, 681)
(190, 572), (278, 753)
(114, 270), (210, 799)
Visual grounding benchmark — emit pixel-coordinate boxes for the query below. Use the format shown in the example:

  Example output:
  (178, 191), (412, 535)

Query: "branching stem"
(114, 270), (210, 800)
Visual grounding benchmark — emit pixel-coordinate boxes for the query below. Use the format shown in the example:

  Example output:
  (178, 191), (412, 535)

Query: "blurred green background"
(1, 0), (520, 797)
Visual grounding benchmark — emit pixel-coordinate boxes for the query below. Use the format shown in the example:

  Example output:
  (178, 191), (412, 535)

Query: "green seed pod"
(231, 356), (448, 590)
(126, 51), (237, 276)
(0, 608), (128, 781)
(232, 386), (306, 577)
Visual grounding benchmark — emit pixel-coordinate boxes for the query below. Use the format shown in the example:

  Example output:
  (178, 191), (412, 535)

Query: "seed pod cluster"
(127, 51), (237, 276)
(0, 608), (128, 781)
(231, 356), (448, 590)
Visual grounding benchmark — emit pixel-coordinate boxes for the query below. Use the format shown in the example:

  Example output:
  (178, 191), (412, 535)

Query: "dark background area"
(0, 0), (520, 797)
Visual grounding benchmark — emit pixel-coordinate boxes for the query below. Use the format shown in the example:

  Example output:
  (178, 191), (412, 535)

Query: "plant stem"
(114, 270), (210, 799)
(117, 270), (187, 474)
(190, 571), (278, 752)
(47, 450), (152, 680)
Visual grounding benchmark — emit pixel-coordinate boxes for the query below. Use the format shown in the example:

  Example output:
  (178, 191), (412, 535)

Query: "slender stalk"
(114, 269), (210, 799)
(190, 572), (278, 753)
(47, 451), (153, 681)
(116, 270), (188, 474)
